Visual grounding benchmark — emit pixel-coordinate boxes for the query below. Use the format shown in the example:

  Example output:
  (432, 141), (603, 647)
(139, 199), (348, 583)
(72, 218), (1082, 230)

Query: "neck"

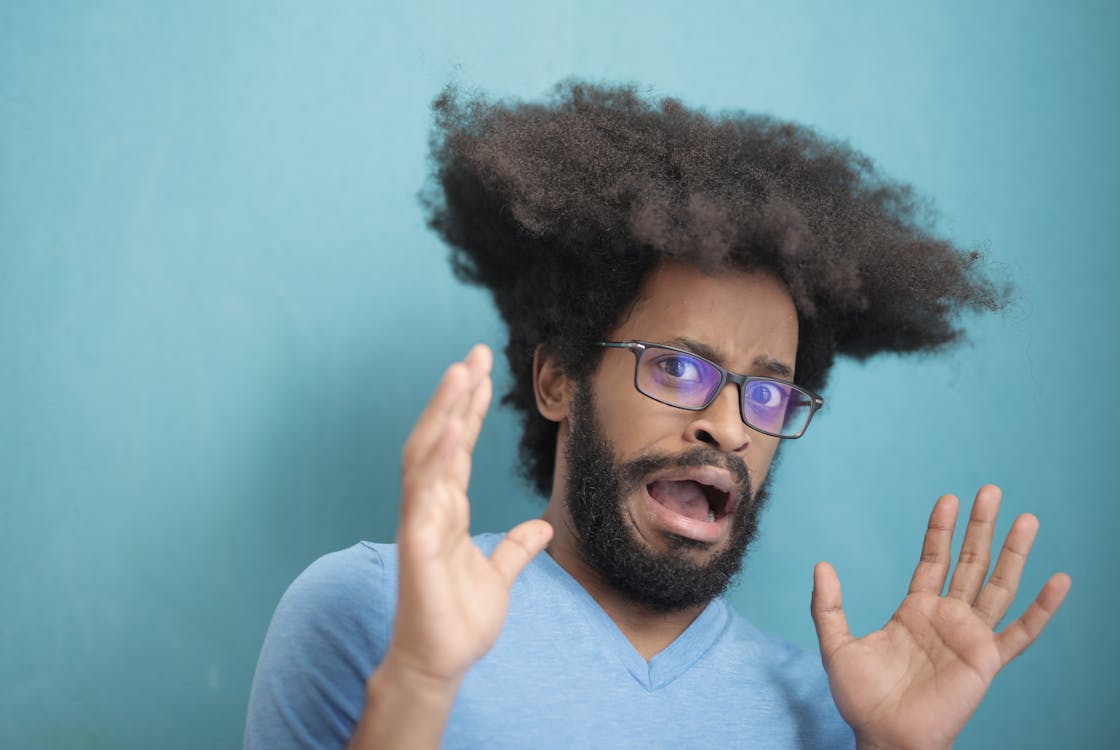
(540, 501), (708, 661)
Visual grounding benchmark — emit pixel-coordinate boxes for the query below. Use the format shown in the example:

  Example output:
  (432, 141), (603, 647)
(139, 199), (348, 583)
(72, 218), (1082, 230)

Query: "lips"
(641, 465), (741, 544)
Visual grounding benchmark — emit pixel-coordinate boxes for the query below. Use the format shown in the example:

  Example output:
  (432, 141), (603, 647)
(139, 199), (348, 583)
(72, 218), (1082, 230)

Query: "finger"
(402, 345), (491, 473)
(490, 519), (554, 587)
(402, 362), (473, 473)
(438, 344), (493, 444)
(399, 419), (466, 534)
(400, 346), (494, 540)
(946, 484), (1002, 602)
(442, 375), (492, 495)
(459, 358), (493, 457)
(973, 513), (1040, 628)
(448, 344), (493, 422)
(996, 573), (1072, 666)
(462, 342), (493, 379)
(811, 562), (855, 661)
(908, 494), (959, 595)
(442, 348), (494, 490)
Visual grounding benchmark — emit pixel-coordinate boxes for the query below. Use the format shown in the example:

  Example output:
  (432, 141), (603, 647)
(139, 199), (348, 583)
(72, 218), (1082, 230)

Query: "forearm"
(347, 654), (463, 750)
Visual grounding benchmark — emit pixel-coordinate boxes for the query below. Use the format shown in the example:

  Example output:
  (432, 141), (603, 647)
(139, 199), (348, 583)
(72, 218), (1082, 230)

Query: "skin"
(349, 262), (1071, 750)
(812, 488), (1072, 750)
(348, 344), (553, 750)
(536, 262), (797, 657)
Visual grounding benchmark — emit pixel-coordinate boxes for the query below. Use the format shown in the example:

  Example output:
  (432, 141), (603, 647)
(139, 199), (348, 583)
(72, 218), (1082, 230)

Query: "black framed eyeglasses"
(597, 340), (824, 439)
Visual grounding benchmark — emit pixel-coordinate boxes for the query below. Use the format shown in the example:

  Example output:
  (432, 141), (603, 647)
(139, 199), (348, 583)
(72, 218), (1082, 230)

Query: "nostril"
(696, 429), (717, 446)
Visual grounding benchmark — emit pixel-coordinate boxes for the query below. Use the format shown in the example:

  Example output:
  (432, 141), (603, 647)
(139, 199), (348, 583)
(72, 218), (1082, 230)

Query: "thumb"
(811, 561), (854, 659)
(490, 519), (553, 587)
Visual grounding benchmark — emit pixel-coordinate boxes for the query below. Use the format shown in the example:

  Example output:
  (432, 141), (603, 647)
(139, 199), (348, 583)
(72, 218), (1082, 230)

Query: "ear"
(533, 345), (572, 422)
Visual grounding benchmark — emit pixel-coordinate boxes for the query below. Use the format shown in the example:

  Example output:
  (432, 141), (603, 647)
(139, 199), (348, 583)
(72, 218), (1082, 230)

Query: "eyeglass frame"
(596, 340), (825, 439)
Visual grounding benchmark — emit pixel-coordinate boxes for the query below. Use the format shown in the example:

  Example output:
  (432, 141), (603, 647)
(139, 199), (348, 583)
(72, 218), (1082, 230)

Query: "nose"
(684, 382), (751, 454)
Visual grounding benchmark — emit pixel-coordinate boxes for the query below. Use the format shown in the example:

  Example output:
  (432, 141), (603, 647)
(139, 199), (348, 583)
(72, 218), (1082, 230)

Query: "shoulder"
(273, 542), (397, 638)
(268, 533), (500, 629)
(292, 541), (397, 603)
(715, 606), (854, 748)
(724, 610), (823, 673)
(244, 541), (398, 749)
(263, 541), (403, 661)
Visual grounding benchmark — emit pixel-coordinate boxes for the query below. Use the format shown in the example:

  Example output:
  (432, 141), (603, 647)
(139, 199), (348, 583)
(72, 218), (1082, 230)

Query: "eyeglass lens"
(635, 346), (811, 437)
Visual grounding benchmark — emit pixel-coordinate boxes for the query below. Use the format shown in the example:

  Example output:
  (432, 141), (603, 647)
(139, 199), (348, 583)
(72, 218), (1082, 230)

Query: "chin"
(562, 382), (775, 612)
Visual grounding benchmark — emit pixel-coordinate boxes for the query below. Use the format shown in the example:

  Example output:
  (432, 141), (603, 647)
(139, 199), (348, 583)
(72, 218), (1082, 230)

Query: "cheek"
(747, 439), (781, 485)
(599, 400), (678, 454)
(588, 367), (668, 442)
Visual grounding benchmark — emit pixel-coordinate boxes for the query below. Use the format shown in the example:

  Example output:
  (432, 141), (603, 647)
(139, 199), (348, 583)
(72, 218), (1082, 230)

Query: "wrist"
(856, 740), (903, 750)
(855, 735), (951, 750)
(348, 653), (464, 750)
(367, 650), (464, 710)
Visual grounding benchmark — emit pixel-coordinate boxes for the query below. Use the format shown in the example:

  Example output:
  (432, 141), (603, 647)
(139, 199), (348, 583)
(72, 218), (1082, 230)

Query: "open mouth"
(646, 478), (733, 524)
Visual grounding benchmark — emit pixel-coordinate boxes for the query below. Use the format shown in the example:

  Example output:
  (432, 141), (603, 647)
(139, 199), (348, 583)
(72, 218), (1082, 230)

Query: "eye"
(746, 380), (788, 410)
(653, 354), (704, 383)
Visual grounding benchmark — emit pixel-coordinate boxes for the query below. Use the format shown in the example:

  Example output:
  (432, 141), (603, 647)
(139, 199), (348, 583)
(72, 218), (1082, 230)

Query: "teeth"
(707, 509), (716, 522)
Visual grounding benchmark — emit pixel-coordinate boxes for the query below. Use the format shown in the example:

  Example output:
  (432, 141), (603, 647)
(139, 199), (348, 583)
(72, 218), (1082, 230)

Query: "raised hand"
(350, 345), (552, 749)
(387, 343), (553, 684)
(810, 485), (1071, 750)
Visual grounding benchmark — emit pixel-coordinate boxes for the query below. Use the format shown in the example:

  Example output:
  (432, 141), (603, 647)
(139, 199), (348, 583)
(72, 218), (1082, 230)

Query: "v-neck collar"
(535, 548), (731, 692)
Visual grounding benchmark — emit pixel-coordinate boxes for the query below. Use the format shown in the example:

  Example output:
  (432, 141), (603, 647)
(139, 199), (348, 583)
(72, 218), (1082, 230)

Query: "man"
(246, 82), (1070, 749)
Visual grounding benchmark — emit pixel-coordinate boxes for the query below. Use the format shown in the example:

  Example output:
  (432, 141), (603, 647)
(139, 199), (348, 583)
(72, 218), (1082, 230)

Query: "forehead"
(610, 262), (800, 373)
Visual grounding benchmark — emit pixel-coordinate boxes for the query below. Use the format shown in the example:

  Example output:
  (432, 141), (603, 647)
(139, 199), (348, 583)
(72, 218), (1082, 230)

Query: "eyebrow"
(665, 337), (794, 379)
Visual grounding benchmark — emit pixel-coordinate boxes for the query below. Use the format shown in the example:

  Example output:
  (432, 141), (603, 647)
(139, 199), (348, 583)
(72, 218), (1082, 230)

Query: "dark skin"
(535, 263), (797, 658)
(814, 488), (1071, 749)
(349, 264), (1070, 750)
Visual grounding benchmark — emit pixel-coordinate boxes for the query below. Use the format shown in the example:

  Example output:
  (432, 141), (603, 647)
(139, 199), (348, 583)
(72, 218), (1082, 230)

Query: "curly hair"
(423, 80), (1007, 496)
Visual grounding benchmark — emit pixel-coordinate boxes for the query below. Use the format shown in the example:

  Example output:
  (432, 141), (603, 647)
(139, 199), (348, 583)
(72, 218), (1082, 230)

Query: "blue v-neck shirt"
(246, 534), (855, 749)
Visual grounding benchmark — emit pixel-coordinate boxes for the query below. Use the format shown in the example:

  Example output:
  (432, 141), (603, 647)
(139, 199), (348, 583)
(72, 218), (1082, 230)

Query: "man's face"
(553, 262), (800, 611)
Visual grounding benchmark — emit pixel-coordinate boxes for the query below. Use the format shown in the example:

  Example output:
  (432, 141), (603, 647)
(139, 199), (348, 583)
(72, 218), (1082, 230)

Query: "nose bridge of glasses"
(720, 370), (752, 424)
(685, 371), (753, 452)
(603, 340), (820, 439)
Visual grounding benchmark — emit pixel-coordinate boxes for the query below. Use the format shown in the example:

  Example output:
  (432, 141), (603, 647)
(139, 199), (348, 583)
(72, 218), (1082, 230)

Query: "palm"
(811, 487), (1070, 750)
(824, 591), (1000, 748)
(389, 345), (552, 684)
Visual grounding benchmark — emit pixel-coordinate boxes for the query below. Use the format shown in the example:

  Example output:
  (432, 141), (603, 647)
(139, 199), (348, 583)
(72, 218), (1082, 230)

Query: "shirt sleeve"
(244, 543), (395, 750)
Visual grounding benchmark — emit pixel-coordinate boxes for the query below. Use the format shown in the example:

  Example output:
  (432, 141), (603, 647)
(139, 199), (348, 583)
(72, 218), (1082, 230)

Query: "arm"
(347, 344), (552, 749)
(811, 485), (1070, 750)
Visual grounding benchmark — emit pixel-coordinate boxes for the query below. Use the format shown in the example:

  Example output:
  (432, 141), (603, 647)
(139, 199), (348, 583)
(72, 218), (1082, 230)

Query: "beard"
(562, 382), (772, 613)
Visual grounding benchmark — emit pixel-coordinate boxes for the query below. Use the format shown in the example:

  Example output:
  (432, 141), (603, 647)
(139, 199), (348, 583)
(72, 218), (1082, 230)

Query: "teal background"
(2, 1), (1116, 747)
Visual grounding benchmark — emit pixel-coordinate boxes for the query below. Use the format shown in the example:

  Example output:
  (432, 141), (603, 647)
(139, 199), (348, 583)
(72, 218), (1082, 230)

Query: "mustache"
(617, 446), (752, 504)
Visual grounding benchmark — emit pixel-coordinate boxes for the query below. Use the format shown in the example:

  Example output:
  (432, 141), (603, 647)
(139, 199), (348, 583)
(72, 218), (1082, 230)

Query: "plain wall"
(2, 1), (1117, 747)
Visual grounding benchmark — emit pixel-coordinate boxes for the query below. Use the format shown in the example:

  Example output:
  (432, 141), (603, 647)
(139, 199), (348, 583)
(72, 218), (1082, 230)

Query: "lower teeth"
(707, 510), (716, 522)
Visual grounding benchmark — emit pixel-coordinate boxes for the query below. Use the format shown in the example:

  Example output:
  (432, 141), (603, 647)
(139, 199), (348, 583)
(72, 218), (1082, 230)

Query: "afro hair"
(423, 80), (1007, 495)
